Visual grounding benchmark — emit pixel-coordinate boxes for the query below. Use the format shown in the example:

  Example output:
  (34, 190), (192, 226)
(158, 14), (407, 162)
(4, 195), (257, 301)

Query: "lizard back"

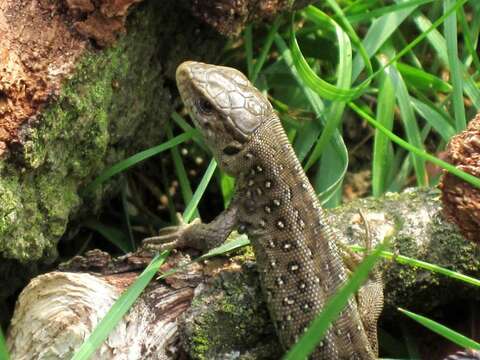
(175, 61), (378, 359)
(236, 115), (374, 359)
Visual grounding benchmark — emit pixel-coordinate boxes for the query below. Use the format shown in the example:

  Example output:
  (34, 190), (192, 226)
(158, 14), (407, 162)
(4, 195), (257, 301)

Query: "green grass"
(350, 244), (480, 287)
(0, 327), (9, 360)
(286, 0), (478, 194)
(82, 130), (195, 194)
(399, 308), (480, 351)
(183, 159), (217, 223)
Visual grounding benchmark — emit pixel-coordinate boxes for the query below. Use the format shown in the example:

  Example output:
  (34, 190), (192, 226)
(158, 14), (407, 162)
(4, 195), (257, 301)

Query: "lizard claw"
(142, 213), (201, 252)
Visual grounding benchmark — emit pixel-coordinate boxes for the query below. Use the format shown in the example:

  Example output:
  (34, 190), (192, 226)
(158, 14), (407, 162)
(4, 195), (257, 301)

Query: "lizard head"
(176, 61), (273, 175)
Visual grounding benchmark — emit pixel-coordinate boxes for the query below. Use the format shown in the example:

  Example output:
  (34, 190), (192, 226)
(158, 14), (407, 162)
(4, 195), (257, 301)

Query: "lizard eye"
(223, 144), (242, 156)
(197, 98), (214, 115)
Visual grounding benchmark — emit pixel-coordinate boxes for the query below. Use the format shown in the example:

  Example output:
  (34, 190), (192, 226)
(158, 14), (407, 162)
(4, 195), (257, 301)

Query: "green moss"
(0, 2), (170, 262)
(184, 267), (281, 359)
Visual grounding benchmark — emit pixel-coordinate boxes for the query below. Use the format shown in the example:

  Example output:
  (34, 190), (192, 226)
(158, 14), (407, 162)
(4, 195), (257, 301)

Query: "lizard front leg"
(142, 198), (240, 253)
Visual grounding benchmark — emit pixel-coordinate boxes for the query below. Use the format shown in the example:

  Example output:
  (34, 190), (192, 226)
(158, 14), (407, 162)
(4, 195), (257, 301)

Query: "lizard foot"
(345, 210), (384, 355)
(142, 213), (201, 251)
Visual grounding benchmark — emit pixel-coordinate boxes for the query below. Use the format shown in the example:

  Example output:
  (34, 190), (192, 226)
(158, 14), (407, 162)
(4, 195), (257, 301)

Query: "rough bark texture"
(0, 0), (223, 317)
(7, 270), (195, 359)
(7, 188), (479, 359)
(0, 0), (224, 264)
(180, 0), (317, 36)
(440, 112), (480, 243)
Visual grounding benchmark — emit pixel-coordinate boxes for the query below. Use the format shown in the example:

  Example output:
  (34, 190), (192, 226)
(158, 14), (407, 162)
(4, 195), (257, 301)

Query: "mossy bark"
(0, 1), (223, 318)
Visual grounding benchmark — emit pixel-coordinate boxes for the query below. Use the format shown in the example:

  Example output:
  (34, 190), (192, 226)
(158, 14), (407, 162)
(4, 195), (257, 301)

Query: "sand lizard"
(144, 61), (383, 359)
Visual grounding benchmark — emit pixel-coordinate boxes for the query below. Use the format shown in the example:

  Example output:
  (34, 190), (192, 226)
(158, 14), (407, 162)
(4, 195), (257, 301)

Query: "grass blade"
(183, 159), (217, 223)
(346, 0), (433, 25)
(220, 173), (236, 208)
(459, 6), (480, 73)
(303, 8), (352, 172)
(349, 102), (480, 189)
(463, 75), (480, 111)
(274, 35), (348, 202)
(311, 2), (373, 80)
(399, 308), (480, 350)
(289, 12), (370, 101)
(199, 234), (250, 259)
(83, 131), (194, 194)
(378, 0), (468, 84)
(352, 0), (415, 79)
(444, 0), (467, 131)
(83, 219), (132, 253)
(314, 143), (348, 206)
(251, 17), (282, 84)
(411, 98), (456, 141)
(396, 62), (452, 93)
(293, 121), (322, 162)
(412, 4), (480, 110)
(170, 112), (206, 150)
(166, 124), (199, 219)
(244, 25), (254, 78)
(0, 328), (9, 360)
(351, 245), (480, 287)
(372, 61), (395, 197)
(389, 65), (427, 186)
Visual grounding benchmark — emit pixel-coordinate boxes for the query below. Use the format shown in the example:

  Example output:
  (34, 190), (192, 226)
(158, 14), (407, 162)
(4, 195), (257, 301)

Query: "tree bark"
(0, 0), (225, 322)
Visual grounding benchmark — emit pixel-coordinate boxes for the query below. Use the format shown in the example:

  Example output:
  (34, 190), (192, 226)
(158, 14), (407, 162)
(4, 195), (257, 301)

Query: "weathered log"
(8, 271), (194, 359)
(7, 250), (205, 359)
(7, 188), (479, 359)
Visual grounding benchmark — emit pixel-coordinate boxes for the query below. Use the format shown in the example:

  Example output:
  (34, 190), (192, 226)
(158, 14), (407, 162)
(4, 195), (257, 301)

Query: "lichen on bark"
(181, 264), (282, 360)
(0, 1), (221, 263)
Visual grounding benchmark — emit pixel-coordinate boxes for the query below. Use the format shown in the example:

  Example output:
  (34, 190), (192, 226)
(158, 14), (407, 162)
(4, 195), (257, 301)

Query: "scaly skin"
(144, 61), (382, 359)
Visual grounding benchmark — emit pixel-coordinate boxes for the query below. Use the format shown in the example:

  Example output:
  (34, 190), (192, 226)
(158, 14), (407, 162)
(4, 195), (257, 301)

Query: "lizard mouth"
(222, 144), (242, 155)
